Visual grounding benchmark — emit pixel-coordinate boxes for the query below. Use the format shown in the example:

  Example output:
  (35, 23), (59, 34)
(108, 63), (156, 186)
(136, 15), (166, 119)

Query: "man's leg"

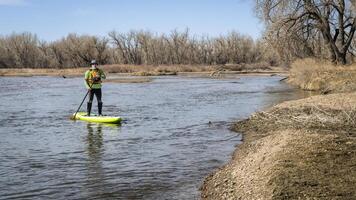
(95, 89), (103, 115)
(87, 90), (94, 116)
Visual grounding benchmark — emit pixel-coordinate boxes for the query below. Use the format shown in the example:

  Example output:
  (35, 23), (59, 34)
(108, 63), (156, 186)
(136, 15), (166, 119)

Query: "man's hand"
(93, 77), (101, 82)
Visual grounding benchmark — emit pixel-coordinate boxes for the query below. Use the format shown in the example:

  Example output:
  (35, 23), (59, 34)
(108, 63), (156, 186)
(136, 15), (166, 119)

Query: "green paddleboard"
(73, 112), (122, 124)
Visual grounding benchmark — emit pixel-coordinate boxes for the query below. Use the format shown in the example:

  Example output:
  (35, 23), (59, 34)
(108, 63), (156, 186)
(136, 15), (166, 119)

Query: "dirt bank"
(201, 92), (356, 199)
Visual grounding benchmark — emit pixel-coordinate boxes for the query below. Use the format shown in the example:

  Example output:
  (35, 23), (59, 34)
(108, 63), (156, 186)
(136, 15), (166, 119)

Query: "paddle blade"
(69, 113), (77, 120)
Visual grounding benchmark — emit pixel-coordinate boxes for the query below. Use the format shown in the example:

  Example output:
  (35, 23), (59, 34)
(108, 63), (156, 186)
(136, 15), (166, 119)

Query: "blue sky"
(0, 0), (263, 41)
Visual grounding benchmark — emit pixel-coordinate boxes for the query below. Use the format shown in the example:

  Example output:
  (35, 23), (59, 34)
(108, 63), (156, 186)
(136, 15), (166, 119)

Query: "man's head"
(90, 60), (98, 70)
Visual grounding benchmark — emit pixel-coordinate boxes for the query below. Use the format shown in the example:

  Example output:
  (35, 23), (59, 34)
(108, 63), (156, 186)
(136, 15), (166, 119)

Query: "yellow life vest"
(88, 69), (102, 84)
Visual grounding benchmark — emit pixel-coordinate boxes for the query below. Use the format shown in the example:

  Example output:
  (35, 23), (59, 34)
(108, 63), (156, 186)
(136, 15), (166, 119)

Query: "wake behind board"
(73, 112), (122, 124)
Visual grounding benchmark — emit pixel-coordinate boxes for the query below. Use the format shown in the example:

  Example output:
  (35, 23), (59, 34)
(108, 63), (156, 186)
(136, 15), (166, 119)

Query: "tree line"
(2, 0), (354, 68)
(0, 30), (277, 69)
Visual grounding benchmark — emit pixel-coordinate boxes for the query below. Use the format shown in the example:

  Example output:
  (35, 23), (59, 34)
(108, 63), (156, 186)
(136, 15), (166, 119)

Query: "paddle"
(70, 83), (93, 120)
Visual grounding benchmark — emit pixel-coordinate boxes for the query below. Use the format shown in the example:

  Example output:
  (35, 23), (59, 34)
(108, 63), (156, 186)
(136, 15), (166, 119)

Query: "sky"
(0, 0), (263, 41)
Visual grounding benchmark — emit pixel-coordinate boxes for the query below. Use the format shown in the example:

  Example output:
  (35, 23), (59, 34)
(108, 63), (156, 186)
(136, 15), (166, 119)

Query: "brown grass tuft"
(288, 58), (356, 93)
(234, 92), (356, 135)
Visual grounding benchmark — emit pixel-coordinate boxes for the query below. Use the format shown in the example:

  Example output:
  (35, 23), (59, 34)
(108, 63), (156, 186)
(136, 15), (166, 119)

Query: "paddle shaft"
(73, 83), (93, 119)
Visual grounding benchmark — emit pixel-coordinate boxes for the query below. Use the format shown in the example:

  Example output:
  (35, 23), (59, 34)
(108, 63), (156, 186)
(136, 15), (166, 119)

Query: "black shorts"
(89, 88), (102, 103)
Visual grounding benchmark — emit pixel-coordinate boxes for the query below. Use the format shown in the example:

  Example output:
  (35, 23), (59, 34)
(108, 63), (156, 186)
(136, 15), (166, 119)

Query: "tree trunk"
(336, 53), (347, 65)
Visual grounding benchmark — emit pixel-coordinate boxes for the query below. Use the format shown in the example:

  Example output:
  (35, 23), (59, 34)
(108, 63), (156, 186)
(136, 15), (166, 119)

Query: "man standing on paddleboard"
(85, 60), (106, 116)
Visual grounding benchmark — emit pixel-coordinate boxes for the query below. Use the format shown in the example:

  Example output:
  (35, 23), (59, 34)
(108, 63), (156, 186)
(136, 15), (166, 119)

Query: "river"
(0, 75), (308, 199)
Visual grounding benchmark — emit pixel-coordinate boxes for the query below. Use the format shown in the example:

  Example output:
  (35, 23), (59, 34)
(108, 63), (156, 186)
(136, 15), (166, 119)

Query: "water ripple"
(0, 76), (310, 199)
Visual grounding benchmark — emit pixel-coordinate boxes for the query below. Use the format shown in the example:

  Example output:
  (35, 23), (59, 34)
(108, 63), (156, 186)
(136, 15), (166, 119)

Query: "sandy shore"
(201, 92), (356, 199)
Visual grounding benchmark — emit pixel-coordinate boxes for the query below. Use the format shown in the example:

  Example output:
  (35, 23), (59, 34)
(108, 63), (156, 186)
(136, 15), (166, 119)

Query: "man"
(85, 60), (106, 116)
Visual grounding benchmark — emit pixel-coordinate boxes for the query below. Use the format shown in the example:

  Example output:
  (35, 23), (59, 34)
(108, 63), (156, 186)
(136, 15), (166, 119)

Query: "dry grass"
(202, 59), (356, 199)
(232, 93), (356, 143)
(236, 93), (356, 134)
(270, 131), (356, 199)
(0, 63), (280, 77)
(0, 65), (215, 77)
(202, 92), (356, 199)
(100, 64), (215, 76)
(288, 58), (356, 93)
(0, 67), (87, 77)
(202, 129), (356, 200)
(101, 64), (215, 74)
(220, 62), (273, 71)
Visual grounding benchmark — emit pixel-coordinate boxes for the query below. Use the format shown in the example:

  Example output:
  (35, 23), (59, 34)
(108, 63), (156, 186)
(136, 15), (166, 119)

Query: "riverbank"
(288, 59), (356, 93)
(0, 64), (286, 77)
(201, 60), (356, 199)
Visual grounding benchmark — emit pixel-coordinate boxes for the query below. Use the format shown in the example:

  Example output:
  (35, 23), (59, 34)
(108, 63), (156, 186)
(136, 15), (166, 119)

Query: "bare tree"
(256, 0), (356, 64)
(0, 30), (276, 68)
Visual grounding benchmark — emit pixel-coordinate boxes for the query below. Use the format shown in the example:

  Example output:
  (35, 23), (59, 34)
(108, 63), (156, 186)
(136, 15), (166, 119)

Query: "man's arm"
(85, 79), (91, 89)
(84, 71), (91, 89)
(100, 69), (106, 80)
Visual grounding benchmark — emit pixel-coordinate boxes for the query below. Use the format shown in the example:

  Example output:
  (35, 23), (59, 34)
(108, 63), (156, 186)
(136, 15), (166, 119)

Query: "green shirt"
(84, 69), (106, 89)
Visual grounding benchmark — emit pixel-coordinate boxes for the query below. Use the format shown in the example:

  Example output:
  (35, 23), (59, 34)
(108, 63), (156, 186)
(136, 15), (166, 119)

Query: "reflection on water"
(0, 75), (311, 199)
(86, 123), (104, 198)
(85, 123), (107, 199)
(86, 123), (104, 158)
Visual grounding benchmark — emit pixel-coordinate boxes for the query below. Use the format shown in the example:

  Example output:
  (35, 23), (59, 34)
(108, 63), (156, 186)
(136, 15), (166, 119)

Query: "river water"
(0, 75), (308, 199)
